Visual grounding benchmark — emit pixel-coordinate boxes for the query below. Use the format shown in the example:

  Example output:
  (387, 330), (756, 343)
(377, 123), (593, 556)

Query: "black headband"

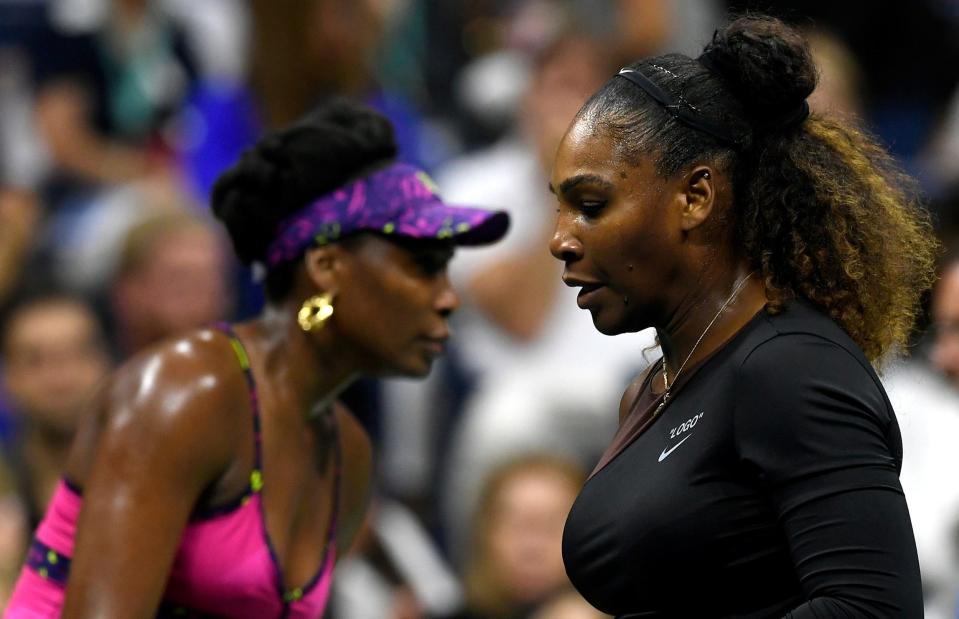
(616, 66), (811, 149)
(615, 68), (745, 149)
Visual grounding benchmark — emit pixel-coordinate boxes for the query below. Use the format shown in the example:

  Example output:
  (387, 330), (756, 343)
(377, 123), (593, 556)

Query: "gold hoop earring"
(298, 293), (334, 332)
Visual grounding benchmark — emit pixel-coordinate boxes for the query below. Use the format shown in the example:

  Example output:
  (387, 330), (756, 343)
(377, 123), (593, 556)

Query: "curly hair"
(579, 16), (938, 363)
(211, 98), (398, 300)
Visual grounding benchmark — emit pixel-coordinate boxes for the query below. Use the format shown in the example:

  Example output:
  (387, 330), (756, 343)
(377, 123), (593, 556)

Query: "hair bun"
(698, 16), (816, 133)
(211, 98), (398, 268)
(210, 139), (301, 265)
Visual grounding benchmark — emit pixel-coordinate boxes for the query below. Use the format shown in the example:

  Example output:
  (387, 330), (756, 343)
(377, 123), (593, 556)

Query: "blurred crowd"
(1, 0), (959, 617)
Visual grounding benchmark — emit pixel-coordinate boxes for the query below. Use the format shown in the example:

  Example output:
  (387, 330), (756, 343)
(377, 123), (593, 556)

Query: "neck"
(657, 263), (766, 382)
(22, 424), (74, 511)
(23, 423), (73, 456)
(240, 302), (362, 420)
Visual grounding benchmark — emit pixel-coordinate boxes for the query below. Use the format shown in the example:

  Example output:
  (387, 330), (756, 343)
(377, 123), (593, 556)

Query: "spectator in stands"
(0, 188), (38, 305)
(0, 290), (110, 527)
(451, 454), (588, 619)
(931, 256), (959, 383)
(883, 253), (959, 619)
(109, 209), (230, 357)
(30, 0), (198, 190)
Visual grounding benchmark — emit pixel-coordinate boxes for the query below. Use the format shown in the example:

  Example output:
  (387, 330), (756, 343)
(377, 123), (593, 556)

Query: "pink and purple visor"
(265, 163), (509, 268)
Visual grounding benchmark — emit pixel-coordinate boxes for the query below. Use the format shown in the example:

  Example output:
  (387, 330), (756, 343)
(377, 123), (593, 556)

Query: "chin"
(379, 355), (434, 378)
(589, 310), (631, 336)
(404, 362), (433, 378)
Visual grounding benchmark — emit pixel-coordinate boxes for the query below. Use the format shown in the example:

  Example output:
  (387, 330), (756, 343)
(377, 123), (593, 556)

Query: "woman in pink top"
(6, 99), (508, 618)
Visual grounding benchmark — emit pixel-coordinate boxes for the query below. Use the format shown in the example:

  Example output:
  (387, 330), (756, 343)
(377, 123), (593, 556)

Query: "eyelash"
(414, 255), (449, 276)
(580, 200), (606, 216)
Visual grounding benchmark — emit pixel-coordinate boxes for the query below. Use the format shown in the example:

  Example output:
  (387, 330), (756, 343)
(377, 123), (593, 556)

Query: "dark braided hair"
(211, 98), (398, 300)
(579, 15), (938, 363)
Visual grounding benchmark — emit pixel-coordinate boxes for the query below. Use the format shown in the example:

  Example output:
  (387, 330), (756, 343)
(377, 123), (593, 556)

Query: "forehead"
(150, 227), (221, 261)
(550, 117), (636, 190)
(553, 120), (617, 174)
(550, 118), (658, 193)
(4, 302), (96, 349)
(495, 468), (579, 509)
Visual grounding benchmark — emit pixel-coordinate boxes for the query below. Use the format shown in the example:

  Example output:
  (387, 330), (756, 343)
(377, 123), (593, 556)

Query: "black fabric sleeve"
(733, 334), (923, 618)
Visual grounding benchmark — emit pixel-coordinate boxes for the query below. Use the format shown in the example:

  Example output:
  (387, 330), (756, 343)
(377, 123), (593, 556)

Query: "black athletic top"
(562, 300), (923, 618)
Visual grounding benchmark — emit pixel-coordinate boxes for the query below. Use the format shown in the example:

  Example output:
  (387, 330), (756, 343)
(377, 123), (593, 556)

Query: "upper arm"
(332, 403), (373, 556)
(62, 337), (239, 619)
(733, 335), (922, 617)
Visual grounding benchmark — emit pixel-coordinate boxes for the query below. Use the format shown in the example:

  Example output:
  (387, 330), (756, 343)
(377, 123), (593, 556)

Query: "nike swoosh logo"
(658, 435), (692, 462)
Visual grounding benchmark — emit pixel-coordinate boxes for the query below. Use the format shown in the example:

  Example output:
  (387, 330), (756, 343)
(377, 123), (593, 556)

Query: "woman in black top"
(549, 16), (938, 618)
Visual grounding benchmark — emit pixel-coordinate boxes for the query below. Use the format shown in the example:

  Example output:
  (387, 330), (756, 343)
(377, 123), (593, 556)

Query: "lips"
(420, 334), (450, 356)
(576, 284), (604, 309)
(562, 274), (605, 309)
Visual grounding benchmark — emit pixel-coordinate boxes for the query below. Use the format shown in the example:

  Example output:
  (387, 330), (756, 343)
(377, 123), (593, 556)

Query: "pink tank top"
(5, 324), (341, 618)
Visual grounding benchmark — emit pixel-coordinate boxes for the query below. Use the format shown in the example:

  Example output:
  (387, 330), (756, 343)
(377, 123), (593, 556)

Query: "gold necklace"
(655, 271), (755, 416)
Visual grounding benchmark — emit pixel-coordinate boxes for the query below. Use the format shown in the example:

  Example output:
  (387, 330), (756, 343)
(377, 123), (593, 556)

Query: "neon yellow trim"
(415, 170), (440, 194)
(228, 338), (250, 370)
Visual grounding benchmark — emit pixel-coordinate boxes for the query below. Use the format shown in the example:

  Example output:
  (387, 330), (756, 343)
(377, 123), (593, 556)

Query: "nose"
(435, 274), (460, 318)
(549, 223), (583, 263)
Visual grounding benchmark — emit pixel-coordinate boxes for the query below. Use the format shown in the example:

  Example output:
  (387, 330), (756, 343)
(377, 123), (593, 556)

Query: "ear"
(679, 166), (715, 232)
(302, 245), (344, 297)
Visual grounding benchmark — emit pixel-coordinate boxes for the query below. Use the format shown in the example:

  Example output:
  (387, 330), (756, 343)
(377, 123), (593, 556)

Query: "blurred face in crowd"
(2, 300), (109, 435)
(523, 36), (610, 172)
(308, 0), (386, 86)
(931, 263), (959, 385)
(114, 222), (228, 352)
(805, 29), (863, 119)
(485, 465), (579, 605)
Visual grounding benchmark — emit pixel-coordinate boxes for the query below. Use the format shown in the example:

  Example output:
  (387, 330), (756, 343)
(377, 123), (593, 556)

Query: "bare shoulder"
(332, 401), (374, 553)
(66, 328), (248, 486)
(107, 328), (248, 432)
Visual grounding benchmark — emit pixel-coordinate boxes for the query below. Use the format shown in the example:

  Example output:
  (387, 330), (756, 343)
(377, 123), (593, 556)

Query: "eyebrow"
(415, 244), (455, 260)
(548, 174), (615, 196)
